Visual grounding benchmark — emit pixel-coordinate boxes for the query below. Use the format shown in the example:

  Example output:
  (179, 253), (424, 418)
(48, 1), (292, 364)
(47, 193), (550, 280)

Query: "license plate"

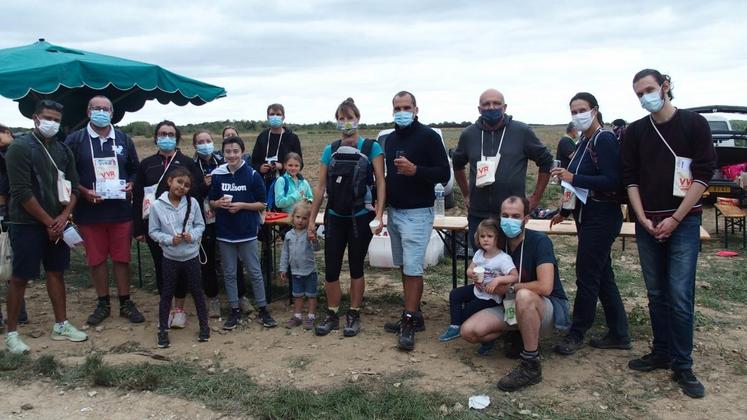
(708, 186), (731, 193)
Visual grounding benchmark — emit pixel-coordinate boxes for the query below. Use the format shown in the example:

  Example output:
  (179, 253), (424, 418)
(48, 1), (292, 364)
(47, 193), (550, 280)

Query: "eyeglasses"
(157, 132), (176, 138)
(89, 106), (112, 112)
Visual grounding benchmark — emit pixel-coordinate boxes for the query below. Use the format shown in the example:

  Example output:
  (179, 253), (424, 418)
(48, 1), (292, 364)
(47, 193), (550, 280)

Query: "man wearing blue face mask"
(453, 89), (553, 252)
(383, 91), (450, 351)
(65, 96), (144, 326)
(251, 103), (303, 189)
(622, 69), (716, 399)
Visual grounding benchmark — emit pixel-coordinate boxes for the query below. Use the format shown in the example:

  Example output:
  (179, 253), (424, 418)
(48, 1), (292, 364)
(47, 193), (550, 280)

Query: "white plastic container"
(367, 228), (444, 268)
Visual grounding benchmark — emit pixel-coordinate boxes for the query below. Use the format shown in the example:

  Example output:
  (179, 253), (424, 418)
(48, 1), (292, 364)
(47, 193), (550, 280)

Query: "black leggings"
(159, 256), (208, 332)
(324, 212), (375, 282)
(449, 284), (498, 325)
(146, 235), (187, 298)
(201, 224), (246, 298)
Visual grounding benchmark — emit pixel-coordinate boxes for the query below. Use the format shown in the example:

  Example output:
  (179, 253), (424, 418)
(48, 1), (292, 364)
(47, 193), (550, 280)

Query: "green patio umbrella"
(0, 39), (227, 129)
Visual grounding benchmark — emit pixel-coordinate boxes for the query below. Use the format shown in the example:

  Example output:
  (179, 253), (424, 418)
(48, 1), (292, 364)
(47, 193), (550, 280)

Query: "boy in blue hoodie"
(209, 136), (277, 330)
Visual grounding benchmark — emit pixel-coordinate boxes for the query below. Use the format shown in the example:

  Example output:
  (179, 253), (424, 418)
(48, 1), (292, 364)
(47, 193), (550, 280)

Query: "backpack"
(266, 175), (292, 211)
(326, 139), (375, 218)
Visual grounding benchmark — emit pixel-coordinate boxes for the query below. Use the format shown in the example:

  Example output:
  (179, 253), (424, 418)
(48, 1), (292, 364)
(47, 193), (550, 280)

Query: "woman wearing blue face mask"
(133, 120), (205, 328)
(548, 92), (630, 356)
(251, 103), (303, 189)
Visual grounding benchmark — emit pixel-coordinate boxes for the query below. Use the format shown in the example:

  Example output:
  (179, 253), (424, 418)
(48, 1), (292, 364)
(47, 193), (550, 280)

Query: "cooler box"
(367, 227), (444, 268)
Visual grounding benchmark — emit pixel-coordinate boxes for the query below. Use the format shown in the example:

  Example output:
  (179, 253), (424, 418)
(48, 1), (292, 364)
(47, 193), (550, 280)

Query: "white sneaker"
(240, 296), (254, 314)
(208, 298), (221, 318)
(171, 309), (187, 329)
(5, 331), (30, 354)
(51, 321), (88, 342)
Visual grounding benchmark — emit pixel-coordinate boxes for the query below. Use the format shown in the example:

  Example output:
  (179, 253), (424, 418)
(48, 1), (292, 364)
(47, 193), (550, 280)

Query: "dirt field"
(2, 126), (746, 419)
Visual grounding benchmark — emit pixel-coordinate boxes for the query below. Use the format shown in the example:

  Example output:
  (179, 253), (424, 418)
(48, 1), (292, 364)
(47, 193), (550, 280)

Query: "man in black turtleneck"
(383, 91), (450, 352)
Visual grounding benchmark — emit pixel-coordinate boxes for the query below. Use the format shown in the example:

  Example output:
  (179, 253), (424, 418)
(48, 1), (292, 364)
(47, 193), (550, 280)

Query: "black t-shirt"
(506, 229), (567, 301)
(555, 135), (576, 169)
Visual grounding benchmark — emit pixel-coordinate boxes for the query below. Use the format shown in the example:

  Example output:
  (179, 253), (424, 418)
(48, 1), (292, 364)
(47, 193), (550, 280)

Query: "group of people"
(0, 67), (715, 399)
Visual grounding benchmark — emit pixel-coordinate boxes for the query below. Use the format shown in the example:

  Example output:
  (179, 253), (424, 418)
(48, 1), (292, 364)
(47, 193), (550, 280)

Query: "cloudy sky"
(1, 0), (746, 128)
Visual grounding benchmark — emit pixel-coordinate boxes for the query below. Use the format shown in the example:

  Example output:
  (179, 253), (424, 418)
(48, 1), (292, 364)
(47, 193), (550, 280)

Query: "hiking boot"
(258, 307), (277, 328)
(553, 333), (585, 355)
(672, 369), (705, 398)
(303, 316), (315, 330)
(86, 301), (111, 326)
(223, 308), (241, 330)
(315, 310), (339, 336)
(503, 330), (524, 359)
(286, 316), (303, 329)
(497, 358), (543, 392)
(589, 333), (632, 350)
(157, 331), (170, 348)
(438, 325), (460, 342)
(51, 321), (88, 342)
(476, 340), (497, 356)
(628, 352), (671, 372)
(4, 331), (30, 354)
(343, 310), (361, 337)
(397, 312), (417, 351)
(171, 309), (187, 329)
(198, 327), (210, 343)
(120, 300), (145, 323)
(208, 298), (221, 318)
(240, 296), (255, 314)
(384, 311), (425, 333)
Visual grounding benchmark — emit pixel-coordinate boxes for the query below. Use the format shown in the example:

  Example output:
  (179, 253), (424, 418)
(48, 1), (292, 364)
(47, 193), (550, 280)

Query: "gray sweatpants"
(217, 239), (267, 309)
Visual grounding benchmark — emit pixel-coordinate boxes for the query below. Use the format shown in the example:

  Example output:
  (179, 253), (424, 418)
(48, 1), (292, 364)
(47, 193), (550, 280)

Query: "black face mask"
(480, 108), (503, 124)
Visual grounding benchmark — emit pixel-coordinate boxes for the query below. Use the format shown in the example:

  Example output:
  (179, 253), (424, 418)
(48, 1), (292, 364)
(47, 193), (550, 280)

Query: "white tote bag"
(475, 127), (506, 188)
(0, 231), (12, 282)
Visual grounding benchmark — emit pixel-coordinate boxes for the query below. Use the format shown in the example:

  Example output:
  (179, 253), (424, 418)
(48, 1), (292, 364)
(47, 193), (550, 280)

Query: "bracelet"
(671, 215), (681, 224)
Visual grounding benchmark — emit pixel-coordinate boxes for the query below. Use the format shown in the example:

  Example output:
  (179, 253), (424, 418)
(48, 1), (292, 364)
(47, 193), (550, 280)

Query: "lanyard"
(87, 133), (116, 164)
(265, 129), (284, 159)
(31, 132), (61, 172)
(197, 155), (217, 175)
(506, 238), (525, 283)
(480, 127), (506, 161)
(155, 155), (175, 186)
(649, 116), (678, 159)
(568, 127), (602, 175)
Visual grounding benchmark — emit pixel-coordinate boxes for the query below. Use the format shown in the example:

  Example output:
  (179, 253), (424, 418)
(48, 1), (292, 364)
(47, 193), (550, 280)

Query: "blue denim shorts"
(292, 272), (318, 298)
(386, 207), (434, 276)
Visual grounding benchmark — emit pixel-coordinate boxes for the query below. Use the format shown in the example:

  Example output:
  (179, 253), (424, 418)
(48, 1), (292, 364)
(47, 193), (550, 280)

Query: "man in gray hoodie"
(453, 89), (553, 250)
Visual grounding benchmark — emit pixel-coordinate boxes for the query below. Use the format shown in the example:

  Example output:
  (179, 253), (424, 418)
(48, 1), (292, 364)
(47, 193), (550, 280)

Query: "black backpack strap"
(330, 139), (342, 154)
(361, 138), (374, 158)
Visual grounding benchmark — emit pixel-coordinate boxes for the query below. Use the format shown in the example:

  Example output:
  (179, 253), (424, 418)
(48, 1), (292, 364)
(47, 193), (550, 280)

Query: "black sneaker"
(223, 308), (241, 330)
(120, 300), (145, 324)
(343, 310), (361, 337)
(672, 369), (705, 398)
(397, 312), (416, 351)
(315, 310), (339, 336)
(628, 352), (671, 372)
(258, 307), (277, 328)
(86, 302), (111, 326)
(503, 330), (524, 359)
(384, 311), (425, 333)
(157, 331), (170, 348)
(497, 358), (542, 392)
(553, 333), (585, 355)
(589, 333), (632, 350)
(198, 327), (210, 342)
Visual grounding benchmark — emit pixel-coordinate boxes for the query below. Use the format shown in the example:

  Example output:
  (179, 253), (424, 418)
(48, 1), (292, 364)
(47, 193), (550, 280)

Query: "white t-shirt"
(472, 249), (516, 303)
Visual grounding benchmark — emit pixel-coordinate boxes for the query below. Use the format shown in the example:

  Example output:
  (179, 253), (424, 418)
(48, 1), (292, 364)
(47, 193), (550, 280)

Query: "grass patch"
(286, 355), (313, 371)
(0, 352), (27, 372)
(108, 341), (147, 354)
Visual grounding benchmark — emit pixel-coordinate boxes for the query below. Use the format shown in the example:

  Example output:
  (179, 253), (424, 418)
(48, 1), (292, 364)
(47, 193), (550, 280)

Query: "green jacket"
(6, 132), (79, 225)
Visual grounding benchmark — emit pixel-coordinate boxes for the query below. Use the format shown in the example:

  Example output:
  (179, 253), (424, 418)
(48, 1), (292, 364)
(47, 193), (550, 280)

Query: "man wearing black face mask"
(453, 89), (553, 251)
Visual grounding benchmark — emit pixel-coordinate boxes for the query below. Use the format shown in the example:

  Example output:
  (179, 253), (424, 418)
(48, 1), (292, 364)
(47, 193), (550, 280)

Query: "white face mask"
(37, 119), (60, 138)
(571, 110), (594, 132)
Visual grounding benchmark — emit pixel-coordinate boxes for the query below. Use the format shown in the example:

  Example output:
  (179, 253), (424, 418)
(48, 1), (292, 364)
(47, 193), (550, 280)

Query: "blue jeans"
(218, 239), (266, 309)
(636, 213), (701, 370)
(387, 207), (434, 276)
(569, 200), (629, 339)
(292, 272), (319, 298)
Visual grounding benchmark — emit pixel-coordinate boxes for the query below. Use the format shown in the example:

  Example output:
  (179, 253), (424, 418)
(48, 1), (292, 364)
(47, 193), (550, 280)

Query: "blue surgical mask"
(268, 115), (283, 128)
(156, 137), (177, 151)
(394, 111), (414, 127)
(500, 217), (524, 238)
(90, 110), (112, 128)
(480, 108), (503, 124)
(196, 143), (214, 156)
(639, 87), (664, 113)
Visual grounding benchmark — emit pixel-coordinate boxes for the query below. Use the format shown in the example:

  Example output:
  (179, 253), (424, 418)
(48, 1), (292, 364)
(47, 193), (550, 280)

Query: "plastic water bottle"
(434, 183), (445, 218)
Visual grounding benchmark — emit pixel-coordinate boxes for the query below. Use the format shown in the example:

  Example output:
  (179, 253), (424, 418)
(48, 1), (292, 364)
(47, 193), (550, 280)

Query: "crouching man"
(460, 196), (570, 391)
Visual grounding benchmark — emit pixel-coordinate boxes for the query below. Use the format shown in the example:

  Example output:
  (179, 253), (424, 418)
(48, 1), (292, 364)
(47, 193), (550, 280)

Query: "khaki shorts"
(483, 296), (554, 335)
